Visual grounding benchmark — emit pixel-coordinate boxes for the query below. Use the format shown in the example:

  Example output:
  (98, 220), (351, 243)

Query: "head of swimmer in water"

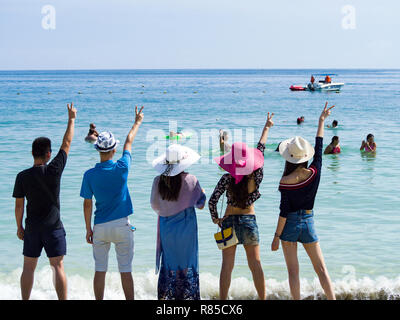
(32, 137), (52, 163)
(331, 136), (339, 146)
(332, 120), (338, 128)
(366, 134), (374, 144)
(90, 123), (96, 129)
(296, 116), (305, 125)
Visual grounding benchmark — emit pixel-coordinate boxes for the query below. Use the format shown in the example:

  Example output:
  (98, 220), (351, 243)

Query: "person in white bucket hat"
(271, 102), (336, 300)
(150, 144), (206, 300)
(80, 106), (144, 300)
(152, 144), (201, 177)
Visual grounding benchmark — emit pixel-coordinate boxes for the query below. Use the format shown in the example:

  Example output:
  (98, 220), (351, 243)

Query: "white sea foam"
(1, 267), (399, 300)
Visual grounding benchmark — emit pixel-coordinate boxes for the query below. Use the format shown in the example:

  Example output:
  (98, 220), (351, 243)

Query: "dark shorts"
(280, 210), (318, 244)
(221, 215), (259, 246)
(23, 227), (67, 258)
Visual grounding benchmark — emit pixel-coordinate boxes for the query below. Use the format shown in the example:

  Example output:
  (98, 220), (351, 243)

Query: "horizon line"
(1, 67), (399, 72)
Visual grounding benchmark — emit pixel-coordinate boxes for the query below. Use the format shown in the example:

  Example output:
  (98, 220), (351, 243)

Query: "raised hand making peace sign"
(266, 112), (274, 128)
(319, 102), (335, 122)
(135, 105), (144, 125)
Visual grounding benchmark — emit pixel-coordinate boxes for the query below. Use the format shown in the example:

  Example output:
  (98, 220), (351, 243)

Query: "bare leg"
(21, 256), (38, 300)
(94, 271), (106, 300)
(219, 245), (237, 300)
(244, 245), (266, 300)
(303, 242), (336, 300)
(120, 272), (134, 300)
(49, 256), (68, 300)
(281, 241), (301, 300)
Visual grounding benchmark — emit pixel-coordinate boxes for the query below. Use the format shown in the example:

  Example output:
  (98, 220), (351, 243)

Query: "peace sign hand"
(135, 105), (144, 125)
(319, 102), (335, 122)
(266, 112), (274, 128)
(67, 102), (77, 120)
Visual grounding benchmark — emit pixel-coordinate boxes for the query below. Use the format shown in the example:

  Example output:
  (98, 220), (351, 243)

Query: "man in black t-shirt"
(12, 103), (77, 300)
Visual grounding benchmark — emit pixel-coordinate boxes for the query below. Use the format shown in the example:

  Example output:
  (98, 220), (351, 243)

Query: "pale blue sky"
(1, 0), (399, 69)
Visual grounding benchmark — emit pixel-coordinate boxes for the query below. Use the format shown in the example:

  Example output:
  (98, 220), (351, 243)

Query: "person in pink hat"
(208, 112), (274, 300)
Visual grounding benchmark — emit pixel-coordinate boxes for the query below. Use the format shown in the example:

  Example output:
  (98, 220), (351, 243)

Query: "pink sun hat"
(214, 142), (264, 184)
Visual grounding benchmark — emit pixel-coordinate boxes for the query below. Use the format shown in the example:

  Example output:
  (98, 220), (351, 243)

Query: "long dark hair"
(228, 174), (253, 209)
(282, 161), (308, 177)
(158, 173), (183, 201)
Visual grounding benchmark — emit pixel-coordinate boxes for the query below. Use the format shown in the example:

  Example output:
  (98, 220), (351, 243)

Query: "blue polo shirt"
(80, 150), (133, 225)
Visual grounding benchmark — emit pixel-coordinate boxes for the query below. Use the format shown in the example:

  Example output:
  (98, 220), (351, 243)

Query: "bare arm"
(83, 199), (93, 244)
(15, 198), (25, 240)
(259, 112), (274, 145)
(60, 103), (77, 155)
(324, 144), (333, 155)
(123, 106), (144, 153)
(219, 130), (224, 151)
(271, 216), (287, 251)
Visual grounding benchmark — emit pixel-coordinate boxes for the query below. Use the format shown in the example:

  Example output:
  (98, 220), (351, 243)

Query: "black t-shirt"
(13, 149), (67, 232)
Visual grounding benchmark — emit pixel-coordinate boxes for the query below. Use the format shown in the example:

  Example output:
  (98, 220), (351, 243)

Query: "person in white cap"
(80, 106), (144, 300)
(271, 102), (336, 300)
(150, 144), (206, 300)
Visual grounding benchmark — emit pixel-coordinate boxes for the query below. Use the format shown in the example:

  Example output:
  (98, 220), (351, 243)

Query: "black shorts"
(23, 228), (66, 258)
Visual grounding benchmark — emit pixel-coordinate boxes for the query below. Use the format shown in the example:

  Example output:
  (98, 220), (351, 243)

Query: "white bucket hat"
(94, 131), (120, 153)
(279, 136), (315, 164)
(152, 144), (200, 176)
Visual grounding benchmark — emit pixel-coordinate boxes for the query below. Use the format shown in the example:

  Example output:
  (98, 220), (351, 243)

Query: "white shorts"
(92, 217), (134, 273)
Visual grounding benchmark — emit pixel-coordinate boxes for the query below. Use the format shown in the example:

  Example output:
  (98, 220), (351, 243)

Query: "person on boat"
(219, 130), (231, 154)
(85, 123), (99, 143)
(297, 116), (304, 125)
(327, 120), (338, 128)
(360, 134), (377, 153)
(150, 144), (206, 300)
(324, 75), (332, 84)
(324, 136), (341, 154)
(271, 102), (336, 300)
(208, 112), (274, 300)
(307, 76), (316, 91)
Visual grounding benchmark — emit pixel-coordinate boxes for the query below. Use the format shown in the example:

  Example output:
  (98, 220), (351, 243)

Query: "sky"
(0, 0), (399, 70)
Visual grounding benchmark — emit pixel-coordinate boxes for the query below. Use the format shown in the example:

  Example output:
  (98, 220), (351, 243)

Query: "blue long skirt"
(157, 207), (200, 300)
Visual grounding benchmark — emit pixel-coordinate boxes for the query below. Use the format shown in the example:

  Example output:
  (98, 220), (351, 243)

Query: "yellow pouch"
(214, 227), (238, 250)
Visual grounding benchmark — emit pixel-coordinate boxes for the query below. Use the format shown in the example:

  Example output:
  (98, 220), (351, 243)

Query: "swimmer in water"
(169, 131), (186, 140)
(327, 120), (338, 128)
(297, 116), (305, 125)
(219, 129), (231, 154)
(324, 136), (341, 154)
(360, 134), (377, 153)
(85, 123), (99, 143)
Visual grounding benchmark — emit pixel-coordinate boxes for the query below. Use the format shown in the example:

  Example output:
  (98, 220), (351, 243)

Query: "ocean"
(0, 69), (399, 299)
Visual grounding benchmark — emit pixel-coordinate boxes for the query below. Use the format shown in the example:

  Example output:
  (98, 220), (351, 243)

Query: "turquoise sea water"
(0, 69), (399, 299)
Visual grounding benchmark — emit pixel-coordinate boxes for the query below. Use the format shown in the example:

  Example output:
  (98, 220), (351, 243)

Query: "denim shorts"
(23, 227), (67, 258)
(280, 210), (319, 244)
(221, 215), (259, 246)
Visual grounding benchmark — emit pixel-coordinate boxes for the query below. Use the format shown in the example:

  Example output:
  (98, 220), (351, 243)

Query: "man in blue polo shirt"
(80, 106), (144, 300)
